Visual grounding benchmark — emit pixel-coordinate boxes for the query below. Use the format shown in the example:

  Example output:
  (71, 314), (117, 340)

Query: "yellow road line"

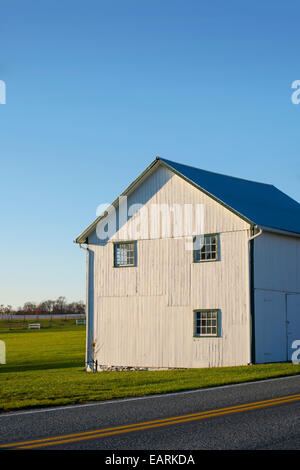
(2, 393), (300, 449)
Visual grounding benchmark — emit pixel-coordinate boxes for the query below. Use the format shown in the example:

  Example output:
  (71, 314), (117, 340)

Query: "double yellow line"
(1, 393), (300, 449)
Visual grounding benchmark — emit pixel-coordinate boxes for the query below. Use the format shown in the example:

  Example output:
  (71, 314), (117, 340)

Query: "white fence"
(28, 323), (41, 329)
(0, 314), (86, 320)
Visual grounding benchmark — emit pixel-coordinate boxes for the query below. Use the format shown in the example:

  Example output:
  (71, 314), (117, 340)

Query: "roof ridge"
(75, 156), (300, 243)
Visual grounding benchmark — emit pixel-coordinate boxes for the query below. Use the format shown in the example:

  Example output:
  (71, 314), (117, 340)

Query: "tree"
(39, 300), (55, 315)
(53, 296), (67, 315)
(22, 302), (37, 315)
(0, 298), (85, 316)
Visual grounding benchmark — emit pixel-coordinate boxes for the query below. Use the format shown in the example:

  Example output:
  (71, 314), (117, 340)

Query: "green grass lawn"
(1, 321), (300, 412)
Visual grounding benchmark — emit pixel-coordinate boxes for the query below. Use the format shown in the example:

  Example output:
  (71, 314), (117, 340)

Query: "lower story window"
(194, 310), (219, 337)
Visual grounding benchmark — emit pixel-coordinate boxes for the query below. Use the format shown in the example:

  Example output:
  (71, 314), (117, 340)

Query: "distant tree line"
(0, 297), (85, 316)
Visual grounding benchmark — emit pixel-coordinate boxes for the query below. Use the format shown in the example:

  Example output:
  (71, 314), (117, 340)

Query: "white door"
(287, 294), (300, 361)
(254, 290), (287, 363)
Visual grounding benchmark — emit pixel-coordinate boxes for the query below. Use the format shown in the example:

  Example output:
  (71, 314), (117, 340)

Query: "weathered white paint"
(254, 231), (300, 294)
(86, 165), (252, 369)
(254, 232), (300, 363)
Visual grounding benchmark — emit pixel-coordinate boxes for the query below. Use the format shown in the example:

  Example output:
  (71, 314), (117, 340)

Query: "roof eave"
(258, 225), (300, 239)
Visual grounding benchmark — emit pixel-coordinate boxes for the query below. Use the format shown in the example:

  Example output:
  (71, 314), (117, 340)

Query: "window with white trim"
(193, 234), (219, 262)
(114, 242), (136, 267)
(194, 310), (219, 337)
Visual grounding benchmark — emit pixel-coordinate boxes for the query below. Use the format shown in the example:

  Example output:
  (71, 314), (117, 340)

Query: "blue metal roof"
(159, 157), (300, 235)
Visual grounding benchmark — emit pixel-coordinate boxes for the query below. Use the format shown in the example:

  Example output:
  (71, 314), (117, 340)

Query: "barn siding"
(254, 232), (300, 294)
(253, 231), (300, 363)
(87, 165), (251, 368)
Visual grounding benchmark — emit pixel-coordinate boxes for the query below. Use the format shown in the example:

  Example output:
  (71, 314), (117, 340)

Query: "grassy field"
(1, 320), (300, 412)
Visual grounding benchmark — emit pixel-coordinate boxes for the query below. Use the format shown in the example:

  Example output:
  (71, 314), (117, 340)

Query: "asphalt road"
(1, 375), (300, 450)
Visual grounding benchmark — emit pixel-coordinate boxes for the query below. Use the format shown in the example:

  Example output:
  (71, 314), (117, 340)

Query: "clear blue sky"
(1, 0), (300, 307)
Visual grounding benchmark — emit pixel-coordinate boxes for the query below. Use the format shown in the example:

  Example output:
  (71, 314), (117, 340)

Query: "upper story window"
(193, 234), (219, 262)
(114, 242), (136, 267)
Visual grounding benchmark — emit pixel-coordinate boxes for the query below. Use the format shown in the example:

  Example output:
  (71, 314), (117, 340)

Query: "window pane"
(193, 249), (200, 262)
(194, 310), (218, 336)
(193, 235), (218, 262)
(114, 243), (135, 266)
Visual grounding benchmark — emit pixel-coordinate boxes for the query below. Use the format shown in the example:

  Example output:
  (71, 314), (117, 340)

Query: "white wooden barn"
(75, 157), (300, 370)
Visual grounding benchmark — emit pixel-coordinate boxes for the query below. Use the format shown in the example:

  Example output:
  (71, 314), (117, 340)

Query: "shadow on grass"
(0, 360), (84, 373)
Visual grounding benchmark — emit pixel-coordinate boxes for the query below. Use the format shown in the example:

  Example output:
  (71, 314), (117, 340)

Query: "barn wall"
(87, 165), (252, 368)
(254, 232), (300, 294)
(254, 232), (300, 363)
